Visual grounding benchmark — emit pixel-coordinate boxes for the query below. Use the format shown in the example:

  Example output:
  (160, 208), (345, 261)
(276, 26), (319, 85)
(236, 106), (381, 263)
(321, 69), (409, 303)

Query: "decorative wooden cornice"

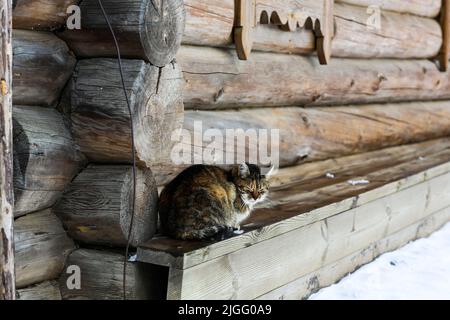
(234, 0), (334, 65)
(439, 0), (449, 71)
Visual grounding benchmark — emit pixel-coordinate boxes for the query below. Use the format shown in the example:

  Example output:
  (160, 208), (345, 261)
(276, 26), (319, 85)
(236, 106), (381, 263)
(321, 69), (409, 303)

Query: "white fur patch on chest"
(236, 210), (251, 224)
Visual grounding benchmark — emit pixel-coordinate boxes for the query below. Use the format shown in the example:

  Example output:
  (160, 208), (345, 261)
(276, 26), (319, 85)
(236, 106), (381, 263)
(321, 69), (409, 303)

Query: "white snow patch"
(128, 254), (137, 262)
(347, 179), (370, 186)
(309, 221), (450, 300)
(326, 173), (335, 179)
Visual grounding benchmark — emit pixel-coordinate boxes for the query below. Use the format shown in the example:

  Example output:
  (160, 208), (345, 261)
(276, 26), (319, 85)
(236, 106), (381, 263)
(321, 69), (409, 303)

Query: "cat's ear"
(264, 164), (276, 179)
(238, 162), (250, 178)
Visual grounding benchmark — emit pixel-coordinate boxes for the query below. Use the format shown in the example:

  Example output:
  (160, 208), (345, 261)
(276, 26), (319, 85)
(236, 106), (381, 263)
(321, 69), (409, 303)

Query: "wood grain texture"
(178, 45), (450, 109)
(0, 0), (15, 300)
(257, 205), (450, 300)
(337, 0), (441, 18)
(13, 0), (79, 30)
(54, 165), (158, 247)
(59, 249), (167, 300)
(183, 1), (442, 59)
(17, 280), (61, 300)
(59, 0), (185, 66)
(332, 2), (442, 59)
(439, 0), (450, 71)
(234, 0), (334, 64)
(153, 102), (450, 186)
(163, 171), (450, 299)
(13, 30), (76, 107)
(13, 105), (85, 217)
(15, 209), (75, 289)
(69, 58), (184, 168)
(138, 140), (450, 270)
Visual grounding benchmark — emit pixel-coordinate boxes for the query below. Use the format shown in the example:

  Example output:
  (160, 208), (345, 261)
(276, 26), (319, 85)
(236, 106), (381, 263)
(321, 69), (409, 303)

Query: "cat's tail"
(175, 225), (232, 240)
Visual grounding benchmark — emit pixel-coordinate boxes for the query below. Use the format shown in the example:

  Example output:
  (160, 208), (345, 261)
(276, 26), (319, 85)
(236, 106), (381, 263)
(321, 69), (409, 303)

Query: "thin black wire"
(97, 0), (137, 301)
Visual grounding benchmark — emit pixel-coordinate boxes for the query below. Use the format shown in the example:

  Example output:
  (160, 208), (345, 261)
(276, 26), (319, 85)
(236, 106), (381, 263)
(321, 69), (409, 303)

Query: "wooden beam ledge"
(138, 139), (450, 299)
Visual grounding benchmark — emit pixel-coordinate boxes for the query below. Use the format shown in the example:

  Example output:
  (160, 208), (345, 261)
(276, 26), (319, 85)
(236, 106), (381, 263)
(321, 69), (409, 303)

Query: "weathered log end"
(13, 30), (76, 107)
(69, 58), (184, 168)
(13, 0), (78, 30)
(15, 209), (75, 289)
(13, 106), (86, 217)
(59, 0), (186, 66)
(59, 249), (168, 300)
(54, 165), (158, 247)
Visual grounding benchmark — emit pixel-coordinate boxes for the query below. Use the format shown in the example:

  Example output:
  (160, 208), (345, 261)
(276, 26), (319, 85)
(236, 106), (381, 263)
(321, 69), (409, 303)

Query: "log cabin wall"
(9, 0), (450, 299)
(12, 0), (186, 300)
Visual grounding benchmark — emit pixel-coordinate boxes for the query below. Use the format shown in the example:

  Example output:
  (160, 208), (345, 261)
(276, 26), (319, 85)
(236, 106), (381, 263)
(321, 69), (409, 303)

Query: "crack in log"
(183, 71), (245, 76)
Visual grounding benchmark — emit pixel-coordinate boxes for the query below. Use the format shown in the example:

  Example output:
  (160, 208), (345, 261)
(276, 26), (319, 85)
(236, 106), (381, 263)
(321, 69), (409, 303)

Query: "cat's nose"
(252, 193), (259, 200)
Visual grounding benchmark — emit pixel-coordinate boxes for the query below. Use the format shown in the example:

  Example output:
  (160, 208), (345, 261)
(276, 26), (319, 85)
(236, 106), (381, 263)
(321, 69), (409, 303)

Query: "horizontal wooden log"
(59, 249), (167, 300)
(13, 106), (85, 217)
(153, 101), (450, 186)
(13, 0), (78, 30)
(13, 30), (76, 107)
(183, 1), (442, 59)
(269, 138), (450, 190)
(178, 45), (450, 109)
(332, 3), (441, 59)
(54, 165), (158, 247)
(139, 139), (450, 270)
(69, 58), (184, 168)
(58, 0), (185, 67)
(15, 209), (75, 289)
(337, 0), (441, 18)
(17, 281), (61, 300)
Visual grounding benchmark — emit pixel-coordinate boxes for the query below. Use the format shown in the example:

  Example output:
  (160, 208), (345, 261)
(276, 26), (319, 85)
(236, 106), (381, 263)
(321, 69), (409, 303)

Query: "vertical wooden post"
(440, 0), (450, 71)
(0, 0), (14, 300)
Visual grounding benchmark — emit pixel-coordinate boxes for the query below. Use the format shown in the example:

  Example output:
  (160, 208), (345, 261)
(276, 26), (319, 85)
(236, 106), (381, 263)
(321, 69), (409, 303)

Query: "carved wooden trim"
(234, 0), (334, 65)
(439, 0), (450, 71)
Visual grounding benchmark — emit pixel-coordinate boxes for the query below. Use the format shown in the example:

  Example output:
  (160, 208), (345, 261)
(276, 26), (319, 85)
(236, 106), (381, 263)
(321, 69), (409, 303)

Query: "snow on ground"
(309, 222), (450, 300)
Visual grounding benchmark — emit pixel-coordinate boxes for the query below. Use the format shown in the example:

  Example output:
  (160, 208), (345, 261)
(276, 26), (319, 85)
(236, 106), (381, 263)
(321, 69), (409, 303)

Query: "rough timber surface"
(178, 45), (450, 110)
(183, 0), (442, 59)
(138, 139), (450, 270)
(159, 165), (450, 299)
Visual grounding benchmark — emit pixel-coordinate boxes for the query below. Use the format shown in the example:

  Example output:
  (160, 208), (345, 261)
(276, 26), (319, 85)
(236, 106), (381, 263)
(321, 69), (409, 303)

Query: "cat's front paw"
(211, 226), (235, 241)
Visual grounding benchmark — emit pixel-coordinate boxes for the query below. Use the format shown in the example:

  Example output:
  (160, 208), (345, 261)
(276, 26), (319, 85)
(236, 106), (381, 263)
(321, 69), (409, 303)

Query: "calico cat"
(159, 163), (271, 240)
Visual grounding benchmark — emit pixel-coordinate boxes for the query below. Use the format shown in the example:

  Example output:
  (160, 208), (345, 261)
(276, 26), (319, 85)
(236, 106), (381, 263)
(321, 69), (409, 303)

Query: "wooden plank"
(257, 205), (450, 300)
(183, 1), (442, 59)
(138, 142), (450, 269)
(0, 0), (14, 300)
(178, 46), (450, 109)
(166, 172), (450, 299)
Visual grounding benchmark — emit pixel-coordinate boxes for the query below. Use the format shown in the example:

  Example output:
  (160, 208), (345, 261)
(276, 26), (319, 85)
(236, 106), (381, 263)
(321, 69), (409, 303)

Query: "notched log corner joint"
(234, 0), (334, 65)
(439, 0), (450, 71)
